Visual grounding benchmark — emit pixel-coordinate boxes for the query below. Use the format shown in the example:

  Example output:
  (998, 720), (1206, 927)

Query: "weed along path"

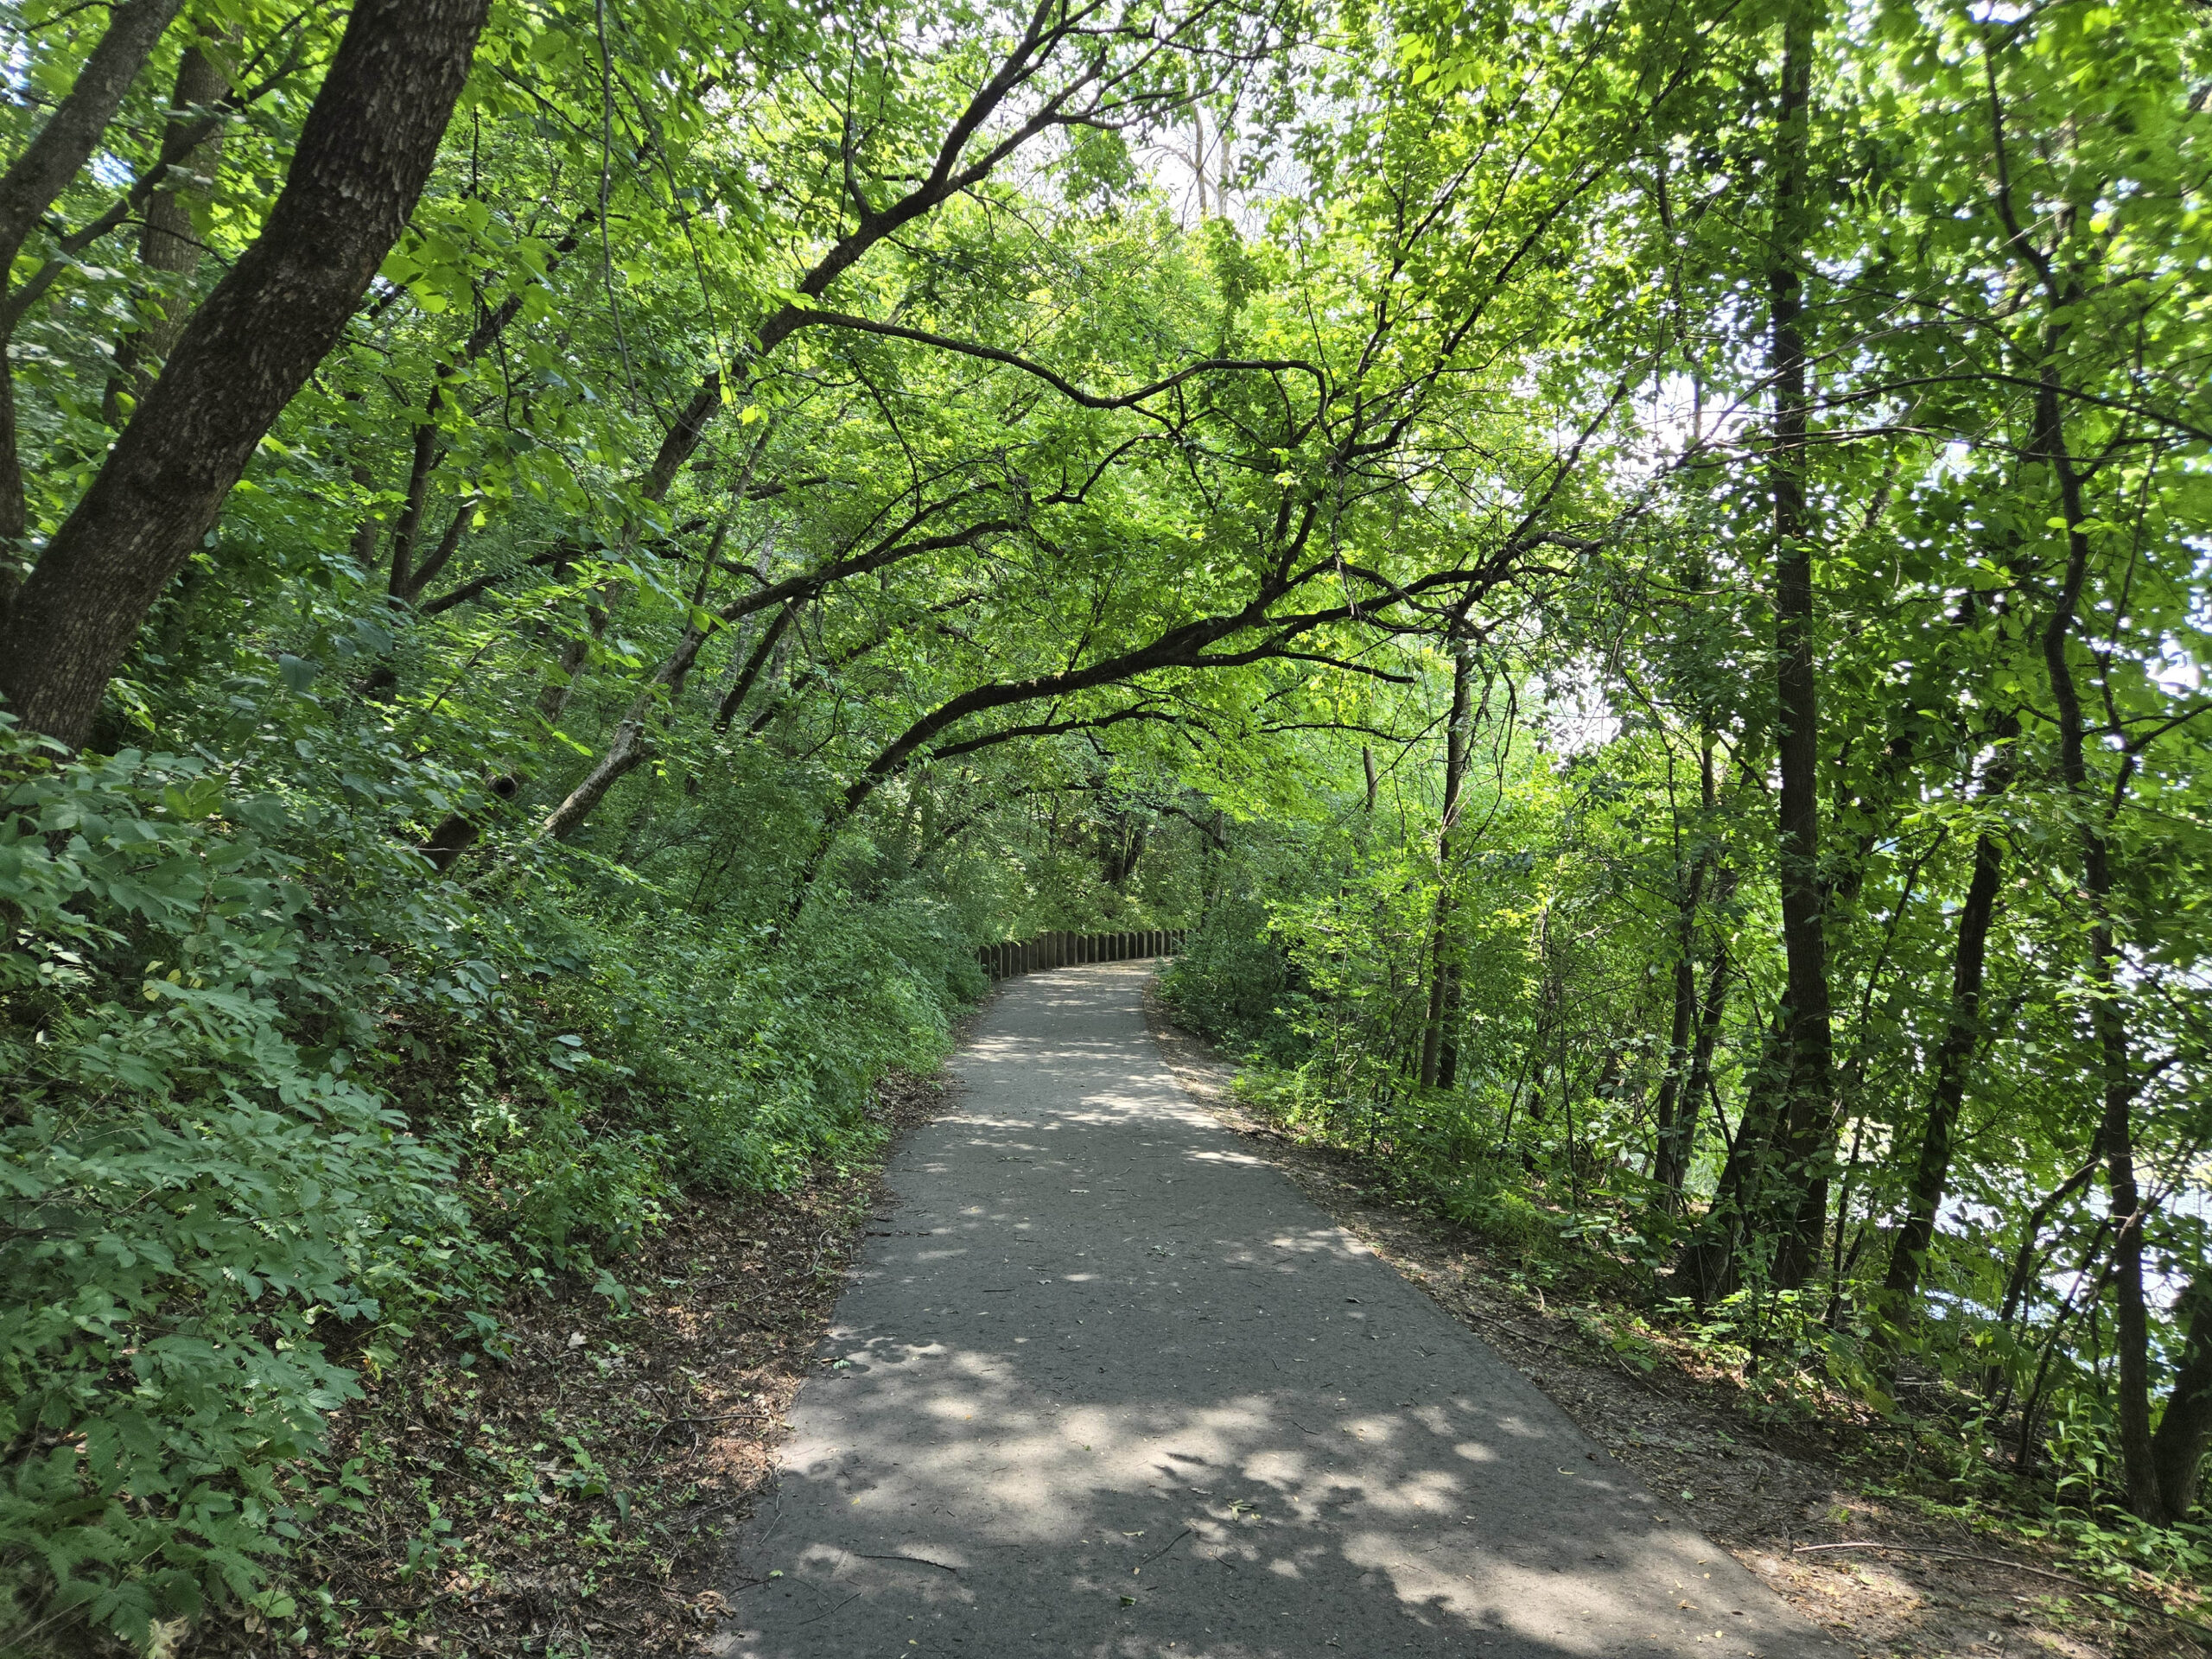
(721, 963), (1836, 1659)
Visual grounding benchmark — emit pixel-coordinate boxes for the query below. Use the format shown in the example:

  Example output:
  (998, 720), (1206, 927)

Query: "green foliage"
(4, 0), (2212, 1637)
(0, 718), (974, 1647)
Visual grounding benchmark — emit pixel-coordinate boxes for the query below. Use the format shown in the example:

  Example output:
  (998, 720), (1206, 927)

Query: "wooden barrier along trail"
(976, 928), (1187, 982)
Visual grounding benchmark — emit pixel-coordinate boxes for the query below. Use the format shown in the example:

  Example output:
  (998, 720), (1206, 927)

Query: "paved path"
(721, 964), (1833, 1658)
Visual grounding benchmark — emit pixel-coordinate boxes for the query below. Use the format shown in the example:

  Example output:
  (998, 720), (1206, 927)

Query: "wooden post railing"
(974, 927), (1187, 981)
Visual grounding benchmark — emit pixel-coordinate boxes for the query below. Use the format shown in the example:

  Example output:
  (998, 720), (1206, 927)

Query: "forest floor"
(195, 1066), (952, 1659)
(1139, 988), (2207, 1659)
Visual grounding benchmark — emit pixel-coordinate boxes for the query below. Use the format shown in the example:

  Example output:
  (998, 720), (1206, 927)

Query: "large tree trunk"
(0, 0), (186, 572)
(0, 0), (492, 747)
(1881, 713), (2018, 1312)
(1419, 647), (1474, 1089)
(1764, 0), (1835, 1291)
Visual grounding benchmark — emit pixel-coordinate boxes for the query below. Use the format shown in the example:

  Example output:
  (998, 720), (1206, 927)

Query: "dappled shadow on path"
(721, 966), (1828, 1659)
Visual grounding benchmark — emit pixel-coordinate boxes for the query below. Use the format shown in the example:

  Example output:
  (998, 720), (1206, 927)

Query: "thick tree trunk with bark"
(0, 0), (492, 747)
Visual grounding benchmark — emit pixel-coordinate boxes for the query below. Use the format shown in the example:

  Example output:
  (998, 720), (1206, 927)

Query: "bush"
(1158, 894), (1304, 1059)
(0, 724), (976, 1650)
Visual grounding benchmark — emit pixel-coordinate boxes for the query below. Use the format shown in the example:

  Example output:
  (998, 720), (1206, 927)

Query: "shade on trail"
(722, 963), (1835, 1657)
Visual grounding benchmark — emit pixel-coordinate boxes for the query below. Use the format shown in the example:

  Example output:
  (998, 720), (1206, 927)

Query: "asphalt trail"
(721, 963), (1834, 1658)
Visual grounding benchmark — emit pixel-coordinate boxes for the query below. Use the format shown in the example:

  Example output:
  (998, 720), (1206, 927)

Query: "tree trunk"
(1881, 715), (2017, 1312)
(104, 41), (230, 423)
(0, 0), (493, 746)
(0, 0), (184, 276)
(2149, 1276), (2212, 1525)
(1420, 647), (1473, 1088)
(1679, 941), (1733, 1170)
(1653, 733), (1717, 1200)
(1669, 997), (1783, 1303)
(1765, 0), (1834, 1291)
(0, 0), (186, 575)
(542, 621), (709, 839)
(1651, 928), (1698, 1192)
(2033, 360), (2158, 1519)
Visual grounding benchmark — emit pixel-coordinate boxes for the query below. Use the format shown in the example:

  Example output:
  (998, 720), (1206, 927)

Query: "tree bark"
(0, 0), (184, 270)
(2149, 1276), (2212, 1524)
(2034, 361), (2158, 1519)
(1881, 713), (2017, 1311)
(1652, 733), (1717, 1199)
(1765, 0), (1834, 1291)
(0, 0), (493, 747)
(1420, 647), (1474, 1088)
(103, 41), (231, 423)
(0, 0), (186, 574)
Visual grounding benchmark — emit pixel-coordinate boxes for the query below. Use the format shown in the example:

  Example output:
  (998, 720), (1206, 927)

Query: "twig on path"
(1791, 1542), (2211, 1635)
(855, 1552), (961, 1574)
(1135, 1529), (1194, 1573)
(790, 1592), (862, 1628)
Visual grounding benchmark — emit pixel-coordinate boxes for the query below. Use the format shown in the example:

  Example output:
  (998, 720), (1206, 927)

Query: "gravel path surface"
(720, 963), (1836, 1658)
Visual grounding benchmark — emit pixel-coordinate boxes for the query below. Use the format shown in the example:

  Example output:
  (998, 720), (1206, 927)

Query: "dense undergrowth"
(0, 716), (982, 1649)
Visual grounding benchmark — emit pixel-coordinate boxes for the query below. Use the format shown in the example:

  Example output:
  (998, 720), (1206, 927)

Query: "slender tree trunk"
(0, 0), (184, 275)
(1653, 733), (1717, 1199)
(543, 620), (704, 838)
(1651, 925), (1699, 1190)
(0, 0), (493, 745)
(1881, 714), (2017, 1312)
(1671, 997), (1784, 1303)
(1765, 0), (1834, 1291)
(103, 41), (230, 423)
(1420, 647), (1473, 1088)
(0, 0), (187, 584)
(2033, 362), (2158, 1519)
(1679, 939), (1733, 1167)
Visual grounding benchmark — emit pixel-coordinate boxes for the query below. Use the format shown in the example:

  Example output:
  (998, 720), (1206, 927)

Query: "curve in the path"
(720, 963), (1835, 1659)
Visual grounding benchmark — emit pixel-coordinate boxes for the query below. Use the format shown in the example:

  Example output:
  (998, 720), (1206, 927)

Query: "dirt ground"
(1140, 988), (2206, 1659)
